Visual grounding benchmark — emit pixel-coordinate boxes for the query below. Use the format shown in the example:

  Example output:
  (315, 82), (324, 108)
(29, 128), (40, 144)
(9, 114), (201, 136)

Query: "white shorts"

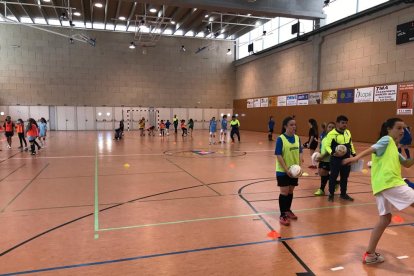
(220, 129), (227, 134)
(209, 132), (216, 135)
(375, 185), (414, 215)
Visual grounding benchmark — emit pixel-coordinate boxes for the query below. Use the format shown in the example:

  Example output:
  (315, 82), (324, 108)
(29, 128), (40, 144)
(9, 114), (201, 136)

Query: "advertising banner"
(247, 99), (254, 108)
(253, 99), (261, 108)
(354, 87), (374, 103)
(309, 92), (322, 105)
(374, 84), (397, 102)
(260, 98), (269, 107)
(337, 89), (355, 103)
(397, 83), (414, 115)
(286, 95), (297, 106)
(297, 94), (309, 105)
(277, 96), (287, 106)
(323, 90), (337, 104)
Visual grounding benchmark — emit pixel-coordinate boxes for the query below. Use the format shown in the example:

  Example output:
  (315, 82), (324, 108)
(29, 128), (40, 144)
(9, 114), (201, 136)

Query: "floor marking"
(0, 164), (49, 213)
(0, 163), (25, 183)
(330, 266), (344, 271)
(94, 144), (99, 239)
(397, 256), (409, 259)
(2, 223), (414, 275)
(11, 153), (165, 160)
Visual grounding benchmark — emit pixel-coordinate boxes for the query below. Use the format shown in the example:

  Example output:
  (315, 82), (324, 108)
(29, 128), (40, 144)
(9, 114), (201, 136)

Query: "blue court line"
(1, 222), (414, 276)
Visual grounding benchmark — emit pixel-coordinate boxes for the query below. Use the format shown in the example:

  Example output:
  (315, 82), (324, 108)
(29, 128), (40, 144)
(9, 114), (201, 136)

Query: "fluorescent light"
(73, 12), (81, 16)
(149, 8), (157, 13)
(106, 112), (111, 116)
(0, 112), (4, 115)
(247, 13), (251, 16)
(94, 2), (103, 8)
(119, 16), (126, 20)
(171, 20), (176, 25)
(220, 28), (225, 33)
(208, 17), (214, 22)
(204, 14), (209, 18)
(98, 112), (102, 116)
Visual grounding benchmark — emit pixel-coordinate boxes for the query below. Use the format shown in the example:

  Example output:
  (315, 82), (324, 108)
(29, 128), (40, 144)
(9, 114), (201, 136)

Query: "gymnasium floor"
(1, 130), (414, 276)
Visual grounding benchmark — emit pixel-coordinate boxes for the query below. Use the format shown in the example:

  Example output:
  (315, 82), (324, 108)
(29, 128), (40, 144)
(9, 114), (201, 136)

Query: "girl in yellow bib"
(275, 116), (303, 226)
(344, 118), (414, 264)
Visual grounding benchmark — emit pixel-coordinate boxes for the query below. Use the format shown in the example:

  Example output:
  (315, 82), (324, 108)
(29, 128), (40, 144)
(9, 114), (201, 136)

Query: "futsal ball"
(288, 165), (302, 178)
(311, 152), (321, 163)
(367, 161), (372, 168)
(335, 145), (348, 156)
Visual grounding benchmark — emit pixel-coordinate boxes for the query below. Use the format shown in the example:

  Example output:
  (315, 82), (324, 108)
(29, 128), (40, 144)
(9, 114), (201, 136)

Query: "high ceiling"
(0, 0), (325, 40)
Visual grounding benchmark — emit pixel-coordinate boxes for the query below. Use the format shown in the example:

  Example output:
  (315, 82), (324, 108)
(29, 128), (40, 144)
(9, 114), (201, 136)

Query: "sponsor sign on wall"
(277, 96), (287, 106)
(297, 94), (309, 105)
(337, 89), (354, 103)
(260, 98), (269, 107)
(286, 95), (297, 106)
(309, 92), (322, 104)
(397, 83), (414, 115)
(374, 84), (397, 102)
(354, 87), (374, 103)
(323, 91), (337, 104)
(268, 96), (277, 107)
(253, 99), (261, 108)
(247, 99), (254, 108)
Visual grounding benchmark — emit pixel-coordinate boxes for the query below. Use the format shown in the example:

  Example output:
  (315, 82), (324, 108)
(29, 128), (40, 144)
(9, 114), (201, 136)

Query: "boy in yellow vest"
(344, 118), (414, 264)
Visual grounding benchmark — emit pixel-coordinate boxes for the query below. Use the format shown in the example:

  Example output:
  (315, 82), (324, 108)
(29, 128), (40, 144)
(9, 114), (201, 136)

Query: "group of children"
(133, 114), (241, 143)
(2, 116), (47, 155)
(275, 114), (414, 265)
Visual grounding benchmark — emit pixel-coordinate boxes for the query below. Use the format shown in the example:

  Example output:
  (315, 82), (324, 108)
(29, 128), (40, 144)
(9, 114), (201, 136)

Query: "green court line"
(94, 144), (99, 239)
(98, 202), (376, 232)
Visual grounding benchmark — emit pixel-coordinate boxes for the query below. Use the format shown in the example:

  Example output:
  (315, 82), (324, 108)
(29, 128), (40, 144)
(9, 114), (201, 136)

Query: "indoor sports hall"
(1, 0), (414, 275)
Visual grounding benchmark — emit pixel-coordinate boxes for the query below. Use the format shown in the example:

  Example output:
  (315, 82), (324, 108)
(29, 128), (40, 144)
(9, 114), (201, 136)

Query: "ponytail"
(379, 118), (403, 139)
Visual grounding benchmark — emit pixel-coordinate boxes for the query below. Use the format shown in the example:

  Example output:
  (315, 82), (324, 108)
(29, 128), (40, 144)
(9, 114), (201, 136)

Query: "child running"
(343, 118), (414, 264)
(314, 122), (336, 196)
(209, 117), (217, 145)
(275, 116), (303, 226)
(188, 119), (194, 136)
(159, 120), (166, 137)
(38, 118), (47, 147)
(16, 119), (28, 151)
(3, 116), (15, 149)
(181, 119), (187, 137)
(26, 118), (39, 155)
(165, 120), (171, 136)
(220, 115), (228, 143)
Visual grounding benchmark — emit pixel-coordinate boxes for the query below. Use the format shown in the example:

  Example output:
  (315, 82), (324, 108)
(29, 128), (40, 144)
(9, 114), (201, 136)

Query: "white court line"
(330, 266), (344, 271)
(397, 256), (409, 259)
(12, 153), (165, 159)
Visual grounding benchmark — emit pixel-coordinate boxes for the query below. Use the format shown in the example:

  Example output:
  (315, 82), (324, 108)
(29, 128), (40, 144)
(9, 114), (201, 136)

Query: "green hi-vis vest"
(321, 138), (330, 162)
(371, 136), (406, 195)
(276, 134), (300, 173)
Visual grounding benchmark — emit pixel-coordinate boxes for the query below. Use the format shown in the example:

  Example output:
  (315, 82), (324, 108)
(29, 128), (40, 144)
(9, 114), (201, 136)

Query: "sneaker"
(31, 152), (36, 155)
(279, 215), (290, 226)
(328, 194), (334, 202)
(340, 194), (354, 201)
(24, 147), (28, 151)
(363, 252), (385, 264)
(7, 145), (11, 149)
(314, 189), (325, 196)
(18, 146), (23, 149)
(286, 210), (298, 220)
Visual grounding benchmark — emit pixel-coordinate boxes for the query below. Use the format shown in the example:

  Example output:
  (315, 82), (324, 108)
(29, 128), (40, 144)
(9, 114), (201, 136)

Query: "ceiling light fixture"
(129, 42), (136, 49)
(119, 16), (126, 20)
(149, 8), (157, 13)
(220, 28), (225, 33)
(42, 0), (51, 2)
(73, 12), (81, 16)
(227, 49), (232, 55)
(171, 20), (176, 25)
(204, 14), (209, 18)
(94, 2), (103, 8)
(247, 13), (251, 16)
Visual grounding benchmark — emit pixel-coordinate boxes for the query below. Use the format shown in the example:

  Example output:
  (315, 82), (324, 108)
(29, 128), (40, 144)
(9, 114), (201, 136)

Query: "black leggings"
(231, 129), (240, 142)
(18, 133), (27, 147)
(329, 157), (350, 195)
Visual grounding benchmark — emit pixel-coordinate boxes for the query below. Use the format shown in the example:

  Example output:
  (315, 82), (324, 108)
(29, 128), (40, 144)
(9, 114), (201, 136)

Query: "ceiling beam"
(90, 0), (94, 27)
(174, 8), (198, 34)
(226, 17), (252, 38)
(80, 0), (86, 27)
(50, 0), (63, 26)
(104, 0), (109, 28)
(1, 4), (20, 22)
(113, 0), (122, 30)
(126, 1), (137, 31)
(128, 0), (325, 20)
(17, 0), (35, 23)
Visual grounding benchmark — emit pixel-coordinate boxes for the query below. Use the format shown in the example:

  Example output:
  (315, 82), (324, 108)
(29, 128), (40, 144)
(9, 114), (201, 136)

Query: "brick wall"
(0, 24), (235, 108)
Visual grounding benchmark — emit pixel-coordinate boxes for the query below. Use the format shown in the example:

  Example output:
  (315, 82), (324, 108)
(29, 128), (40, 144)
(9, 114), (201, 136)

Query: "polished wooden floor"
(1, 130), (414, 275)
